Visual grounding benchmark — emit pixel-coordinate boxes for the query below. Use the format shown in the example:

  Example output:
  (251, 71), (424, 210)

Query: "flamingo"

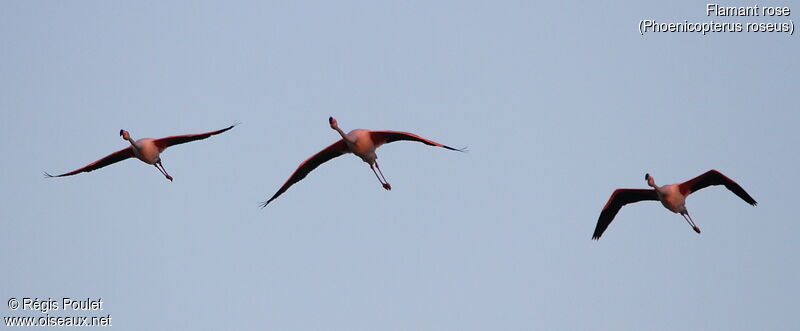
(261, 117), (465, 207)
(592, 170), (757, 240)
(45, 124), (236, 181)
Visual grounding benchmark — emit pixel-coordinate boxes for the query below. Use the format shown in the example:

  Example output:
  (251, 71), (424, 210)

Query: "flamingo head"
(119, 129), (130, 140)
(329, 116), (338, 129)
(645, 173), (656, 188)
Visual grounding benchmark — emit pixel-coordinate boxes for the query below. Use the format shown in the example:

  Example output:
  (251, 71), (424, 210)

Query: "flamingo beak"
(329, 117), (334, 124)
(119, 130), (123, 136)
(645, 173), (650, 180)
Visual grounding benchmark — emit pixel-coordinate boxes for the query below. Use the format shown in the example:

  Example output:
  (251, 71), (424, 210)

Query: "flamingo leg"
(370, 163), (391, 190)
(154, 161), (174, 181)
(375, 162), (391, 184)
(682, 213), (701, 234)
(375, 162), (391, 190)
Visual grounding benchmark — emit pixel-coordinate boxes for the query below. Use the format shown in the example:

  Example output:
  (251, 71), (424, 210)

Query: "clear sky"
(1, 1), (798, 330)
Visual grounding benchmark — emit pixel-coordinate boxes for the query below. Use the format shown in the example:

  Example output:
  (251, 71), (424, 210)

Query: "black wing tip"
(212, 122), (239, 134)
(222, 123), (239, 132)
(592, 226), (605, 240)
(260, 196), (278, 208)
(443, 145), (468, 152)
(43, 171), (56, 178)
(740, 191), (758, 206)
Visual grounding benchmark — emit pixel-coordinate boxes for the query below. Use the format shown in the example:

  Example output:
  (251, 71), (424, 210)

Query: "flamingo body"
(131, 138), (162, 164)
(345, 129), (379, 164)
(656, 184), (687, 214)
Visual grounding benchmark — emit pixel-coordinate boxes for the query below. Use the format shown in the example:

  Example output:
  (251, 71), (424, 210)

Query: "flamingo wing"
(593, 189), (659, 240)
(45, 147), (135, 178)
(261, 140), (349, 207)
(153, 124), (236, 151)
(369, 131), (465, 151)
(678, 170), (757, 206)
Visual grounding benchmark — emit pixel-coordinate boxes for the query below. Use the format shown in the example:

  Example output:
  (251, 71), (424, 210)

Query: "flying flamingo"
(261, 117), (465, 207)
(45, 124), (236, 181)
(592, 170), (757, 240)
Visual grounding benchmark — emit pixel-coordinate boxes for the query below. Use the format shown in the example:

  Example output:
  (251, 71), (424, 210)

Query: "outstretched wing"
(593, 189), (659, 240)
(678, 169), (757, 206)
(153, 124), (236, 152)
(369, 131), (465, 151)
(45, 147), (135, 178)
(261, 140), (349, 207)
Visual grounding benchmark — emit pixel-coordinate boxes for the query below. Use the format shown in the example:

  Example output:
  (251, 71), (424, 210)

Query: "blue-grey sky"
(1, 1), (797, 330)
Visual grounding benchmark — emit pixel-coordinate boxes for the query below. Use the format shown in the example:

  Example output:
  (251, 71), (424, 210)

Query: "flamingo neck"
(125, 136), (140, 150)
(332, 126), (354, 144)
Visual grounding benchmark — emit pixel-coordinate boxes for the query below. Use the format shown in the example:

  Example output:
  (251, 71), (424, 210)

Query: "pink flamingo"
(46, 124), (236, 181)
(593, 170), (757, 240)
(262, 117), (464, 207)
